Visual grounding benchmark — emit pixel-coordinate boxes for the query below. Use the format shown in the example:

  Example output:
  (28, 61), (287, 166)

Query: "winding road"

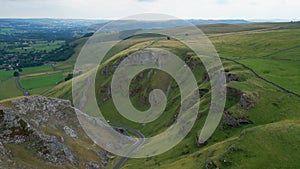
(110, 121), (145, 169)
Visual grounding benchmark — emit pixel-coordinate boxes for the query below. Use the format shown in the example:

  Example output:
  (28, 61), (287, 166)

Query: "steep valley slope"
(1, 22), (300, 169)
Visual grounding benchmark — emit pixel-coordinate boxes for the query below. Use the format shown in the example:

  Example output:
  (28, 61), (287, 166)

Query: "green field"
(5, 40), (65, 53)
(21, 73), (64, 89)
(0, 38), (82, 99)
(0, 70), (13, 81)
(211, 29), (300, 59)
(239, 59), (300, 94)
(0, 78), (23, 100)
(21, 65), (54, 74)
(31, 40), (65, 52)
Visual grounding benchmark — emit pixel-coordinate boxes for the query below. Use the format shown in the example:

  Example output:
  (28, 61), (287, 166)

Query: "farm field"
(21, 65), (54, 74)
(0, 78), (23, 100)
(20, 73), (64, 90)
(0, 70), (13, 81)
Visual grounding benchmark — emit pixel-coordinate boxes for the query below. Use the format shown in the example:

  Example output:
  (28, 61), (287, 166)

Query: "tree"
(13, 71), (19, 77)
(64, 73), (73, 81)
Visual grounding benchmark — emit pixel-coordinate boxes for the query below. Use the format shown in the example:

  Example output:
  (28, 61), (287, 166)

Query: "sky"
(0, 0), (299, 20)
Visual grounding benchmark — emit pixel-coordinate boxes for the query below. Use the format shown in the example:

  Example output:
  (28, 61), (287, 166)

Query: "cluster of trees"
(44, 44), (76, 62)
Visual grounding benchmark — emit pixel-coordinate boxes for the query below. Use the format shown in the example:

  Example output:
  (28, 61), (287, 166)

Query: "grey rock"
(0, 142), (12, 161)
(85, 161), (101, 169)
(0, 96), (110, 168)
(226, 73), (239, 83)
(36, 135), (77, 165)
(94, 150), (109, 166)
(239, 93), (255, 109)
(222, 111), (252, 128)
(63, 126), (78, 139)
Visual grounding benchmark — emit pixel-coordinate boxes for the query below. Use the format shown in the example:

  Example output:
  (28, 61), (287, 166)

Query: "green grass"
(211, 29), (300, 59)
(6, 40), (65, 53)
(21, 65), (54, 74)
(239, 59), (300, 94)
(29, 86), (54, 95)
(220, 120), (300, 169)
(54, 38), (88, 72)
(31, 40), (65, 52)
(36, 22), (300, 169)
(0, 70), (14, 81)
(21, 73), (64, 89)
(0, 78), (23, 100)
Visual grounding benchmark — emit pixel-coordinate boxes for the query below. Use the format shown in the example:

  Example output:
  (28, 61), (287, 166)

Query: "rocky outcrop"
(226, 73), (239, 83)
(0, 142), (12, 163)
(239, 93), (255, 109)
(0, 96), (108, 168)
(222, 111), (252, 128)
(86, 161), (101, 169)
(94, 150), (109, 166)
(0, 109), (35, 144)
(35, 135), (77, 165)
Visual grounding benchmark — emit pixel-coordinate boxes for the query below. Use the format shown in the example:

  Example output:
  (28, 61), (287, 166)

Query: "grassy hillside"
(43, 22), (300, 169)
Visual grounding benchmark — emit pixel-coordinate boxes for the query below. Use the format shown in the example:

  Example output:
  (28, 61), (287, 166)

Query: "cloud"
(216, 0), (230, 4)
(137, 0), (156, 2)
(0, 0), (299, 19)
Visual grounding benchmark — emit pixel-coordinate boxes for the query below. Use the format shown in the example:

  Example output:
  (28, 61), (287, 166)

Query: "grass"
(0, 70), (13, 81)
(220, 120), (300, 169)
(21, 65), (54, 74)
(5, 40), (65, 53)
(31, 40), (65, 52)
(238, 59), (300, 94)
(9, 22), (300, 168)
(210, 29), (300, 59)
(29, 85), (54, 95)
(0, 78), (23, 100)
(20, 73), (64, 89)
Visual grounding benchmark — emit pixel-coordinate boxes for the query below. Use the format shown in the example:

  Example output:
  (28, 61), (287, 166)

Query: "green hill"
(43, 22), (300, 169)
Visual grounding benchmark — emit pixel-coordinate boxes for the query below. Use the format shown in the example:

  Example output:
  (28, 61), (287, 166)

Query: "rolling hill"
(1, 22), (300, 169)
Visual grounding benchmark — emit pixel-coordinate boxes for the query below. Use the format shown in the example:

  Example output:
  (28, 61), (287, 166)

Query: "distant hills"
(0, 18), (249, 32)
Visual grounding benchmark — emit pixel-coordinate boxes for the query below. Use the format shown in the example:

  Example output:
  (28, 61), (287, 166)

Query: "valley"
(0, 21), (300, 169)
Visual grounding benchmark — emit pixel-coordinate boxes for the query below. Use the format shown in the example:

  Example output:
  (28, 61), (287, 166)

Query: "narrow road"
(111, 121), (145, 169)
(15, 76), (30, 96)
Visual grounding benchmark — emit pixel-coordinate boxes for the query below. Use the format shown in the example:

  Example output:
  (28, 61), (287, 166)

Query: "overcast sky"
(0, 0), (299, 20)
